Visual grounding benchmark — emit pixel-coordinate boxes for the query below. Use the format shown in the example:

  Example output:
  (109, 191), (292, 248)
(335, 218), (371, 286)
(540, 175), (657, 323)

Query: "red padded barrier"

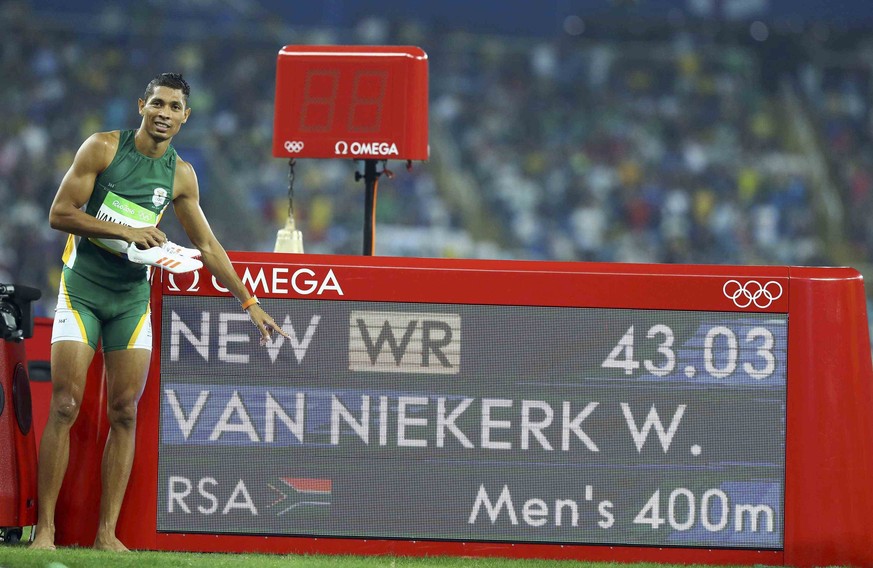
(0, 338), (38, 529)
(25, 317), (53, 451)
(52, 350), (107, 547)
(783, 267), (873, 567)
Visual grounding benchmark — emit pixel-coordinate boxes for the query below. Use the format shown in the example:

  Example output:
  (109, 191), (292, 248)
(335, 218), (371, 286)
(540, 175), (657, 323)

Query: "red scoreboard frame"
(50, 253), (873, 566)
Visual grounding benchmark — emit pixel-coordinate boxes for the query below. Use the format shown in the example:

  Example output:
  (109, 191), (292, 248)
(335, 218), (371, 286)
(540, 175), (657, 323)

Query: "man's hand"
(126, 226), (167, 249)
(246, 304), (292, 346)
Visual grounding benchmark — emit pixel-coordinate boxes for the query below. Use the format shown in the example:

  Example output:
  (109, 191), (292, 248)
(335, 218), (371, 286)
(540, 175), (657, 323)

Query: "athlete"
(30, 73), (290, 551)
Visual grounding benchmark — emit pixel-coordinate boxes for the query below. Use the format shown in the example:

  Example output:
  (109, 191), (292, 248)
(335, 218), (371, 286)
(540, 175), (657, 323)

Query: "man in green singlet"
(30, 73), (290, 551)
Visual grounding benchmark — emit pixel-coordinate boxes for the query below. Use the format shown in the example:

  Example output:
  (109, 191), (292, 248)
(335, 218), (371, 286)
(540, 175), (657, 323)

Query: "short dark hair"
(143, 73), (191, 105)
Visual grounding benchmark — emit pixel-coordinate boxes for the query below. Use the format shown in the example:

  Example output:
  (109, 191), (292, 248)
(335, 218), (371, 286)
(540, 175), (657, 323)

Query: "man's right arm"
(49, 132), (167, 249)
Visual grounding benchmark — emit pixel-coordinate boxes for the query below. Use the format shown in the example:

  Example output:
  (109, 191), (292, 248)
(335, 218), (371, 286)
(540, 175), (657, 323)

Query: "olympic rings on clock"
(284, 140), (305, 153)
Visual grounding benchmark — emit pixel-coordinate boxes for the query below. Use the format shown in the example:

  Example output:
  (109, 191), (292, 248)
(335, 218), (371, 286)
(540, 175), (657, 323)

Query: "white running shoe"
(126, 241), (203, 274)
(158, 241), (201, 259)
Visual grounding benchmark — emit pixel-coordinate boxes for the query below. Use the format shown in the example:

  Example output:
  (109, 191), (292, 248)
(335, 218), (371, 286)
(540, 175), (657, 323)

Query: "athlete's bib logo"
(92, 190), (158, 255)
(152, 187), (168, 208)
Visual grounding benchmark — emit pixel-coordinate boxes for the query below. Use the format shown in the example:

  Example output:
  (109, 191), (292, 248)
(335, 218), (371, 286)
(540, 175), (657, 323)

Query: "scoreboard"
(157, 301), (785, 549)
(54, 253), (873, 566)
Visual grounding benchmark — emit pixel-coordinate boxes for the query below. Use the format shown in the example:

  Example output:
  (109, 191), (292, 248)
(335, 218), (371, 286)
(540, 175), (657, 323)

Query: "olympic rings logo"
(284, 140), (305, 153)
(723, 280), (783, 309)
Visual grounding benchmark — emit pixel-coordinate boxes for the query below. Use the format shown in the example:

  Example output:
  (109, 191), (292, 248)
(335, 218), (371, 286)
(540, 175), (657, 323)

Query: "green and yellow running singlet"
(62, 129), (176, 290)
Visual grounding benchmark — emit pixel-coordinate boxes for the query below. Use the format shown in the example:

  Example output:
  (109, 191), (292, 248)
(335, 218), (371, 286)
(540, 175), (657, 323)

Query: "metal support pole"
(361, 159), (379, 256)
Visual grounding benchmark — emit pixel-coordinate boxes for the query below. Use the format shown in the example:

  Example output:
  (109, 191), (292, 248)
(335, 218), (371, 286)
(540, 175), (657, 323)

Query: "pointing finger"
(264, 319), (291, 339)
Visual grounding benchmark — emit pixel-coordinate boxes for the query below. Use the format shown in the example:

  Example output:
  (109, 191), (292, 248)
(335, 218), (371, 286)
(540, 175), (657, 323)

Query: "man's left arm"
(172, 160), (289, 345)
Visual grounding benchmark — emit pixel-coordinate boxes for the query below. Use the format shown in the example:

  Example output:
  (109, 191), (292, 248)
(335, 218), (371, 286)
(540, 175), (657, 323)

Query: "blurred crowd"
(801, 48), (873, 262)
(431, 34), (820, 265)
(0, 1), (871, 318)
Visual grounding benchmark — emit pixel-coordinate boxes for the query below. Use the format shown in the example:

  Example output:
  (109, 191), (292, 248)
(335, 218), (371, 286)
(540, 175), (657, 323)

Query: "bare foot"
(93, 534), (129, 552)
(29, 526), (56, 550)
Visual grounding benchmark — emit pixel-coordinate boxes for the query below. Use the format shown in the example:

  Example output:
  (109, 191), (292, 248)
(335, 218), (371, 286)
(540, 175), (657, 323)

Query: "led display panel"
(158, 296), (785, 549)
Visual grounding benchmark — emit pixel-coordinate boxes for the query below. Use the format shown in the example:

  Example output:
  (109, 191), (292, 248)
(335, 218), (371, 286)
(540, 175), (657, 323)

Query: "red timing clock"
(272, 45), (429, 160)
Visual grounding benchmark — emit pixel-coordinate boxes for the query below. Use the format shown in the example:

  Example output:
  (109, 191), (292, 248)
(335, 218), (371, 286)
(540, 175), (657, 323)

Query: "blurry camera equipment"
(0, 284), (41, 342)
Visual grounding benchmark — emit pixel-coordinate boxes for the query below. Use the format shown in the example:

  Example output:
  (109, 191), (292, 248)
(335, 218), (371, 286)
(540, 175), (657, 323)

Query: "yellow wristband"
(241, 296), (259, 310)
